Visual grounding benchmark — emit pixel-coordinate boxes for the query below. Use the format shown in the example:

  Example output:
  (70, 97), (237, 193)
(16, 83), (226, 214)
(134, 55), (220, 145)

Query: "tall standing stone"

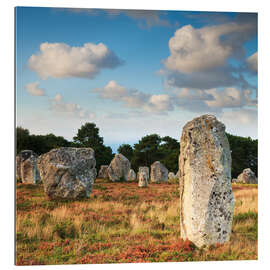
(107, 154), (130, 182)
(138, 171), (148, 187)
(37, 147), (96, 199)
(179, 114), (234, 248)
(150, 161), (168, 183)
(16, 155), (21, 181)
(19, 150), (40, 184)
(137, 166), (149, 181)
(128, 169), (136, 181)
(98, 165), (109, 179)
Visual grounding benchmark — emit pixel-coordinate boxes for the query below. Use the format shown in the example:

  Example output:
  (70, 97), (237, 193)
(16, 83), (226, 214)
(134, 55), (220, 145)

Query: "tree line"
(16, 122), (257, 178)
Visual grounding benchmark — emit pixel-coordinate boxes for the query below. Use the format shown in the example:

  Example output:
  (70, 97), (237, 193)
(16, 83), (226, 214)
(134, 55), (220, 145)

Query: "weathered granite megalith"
(98, 165), (109, 179)
(19, 150), (40, 184)
(150, 161), (168, 183)
(138, 171), (148, 187)
(16, 155), (21, 181)
(107, 154), (130, 182)
(137, 166), (149, 181)
(179, 114), (234, 248)
(37, 147), (96, 199)
(237, 168), (257, 184)
(128, 169), (136, 181)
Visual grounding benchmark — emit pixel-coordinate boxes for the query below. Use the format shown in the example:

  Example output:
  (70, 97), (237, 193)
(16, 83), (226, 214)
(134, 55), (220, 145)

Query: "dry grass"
(16, 180), (257, 265)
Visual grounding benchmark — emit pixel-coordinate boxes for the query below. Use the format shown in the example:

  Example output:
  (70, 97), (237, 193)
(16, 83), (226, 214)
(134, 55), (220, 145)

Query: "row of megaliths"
(179, 114), (235, 248)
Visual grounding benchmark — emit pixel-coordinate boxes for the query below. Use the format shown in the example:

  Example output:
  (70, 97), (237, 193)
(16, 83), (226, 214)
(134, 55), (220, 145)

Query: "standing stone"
(137, 166), (149, 181)
(150, 161), (168, 183)
(98, 165), (109, 179)
(168, 172), (176, 179)
(16, 155), (21, 181)
(37, 147), (96, 199)
(107, 154), (130, 182)
(19, 150), (40, 184)
(128, 169), (136, 181)
(237, 168), (257, 184)
(179, 114), (234, 248)
(138, 171), (148, 187)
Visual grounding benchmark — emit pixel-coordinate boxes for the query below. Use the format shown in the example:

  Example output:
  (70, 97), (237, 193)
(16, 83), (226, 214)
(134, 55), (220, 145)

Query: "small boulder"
(168, 172), (176, 179)
(150, 161), (168, 183)
(138, 171), (148, 188)
(237, 168), (257, 184)
(37, 147), (96, 199)
(128, 169), (136, 181)
(19, 150), (40, 184)
(107, 154), (131, 182)
(98, 165), (109, 179)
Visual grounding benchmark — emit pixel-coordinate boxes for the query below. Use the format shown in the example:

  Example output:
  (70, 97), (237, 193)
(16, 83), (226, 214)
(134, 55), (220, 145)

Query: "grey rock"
(16, 155), (21, 180)
(150, 161), (168, 183)
(19, 150), (40, 184)
(137, 166), (149, 181)
(128, 169), (136, 181)
(179, 114), (234, 248)
(37, 147), (96, 199)
(168, 172), (176, 179)
(107, 154), (130, 182)
(98, 165), (109, 179)
(138, 171), (148, 187)
(237, 168), (257, 184)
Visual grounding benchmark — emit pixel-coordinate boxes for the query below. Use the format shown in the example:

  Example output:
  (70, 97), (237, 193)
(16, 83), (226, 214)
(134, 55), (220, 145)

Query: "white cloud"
(164, 22), (256, 74)
(93, 80), (172, 114)
(173, 87), (257, 113)
(144, 94), (173, 113)
(25, 82), (46, 96)
(51, 94), (95, 120)
(205, 88), (256, 108)
(28, 42), (123, 80)
(247, 52), (258, 72)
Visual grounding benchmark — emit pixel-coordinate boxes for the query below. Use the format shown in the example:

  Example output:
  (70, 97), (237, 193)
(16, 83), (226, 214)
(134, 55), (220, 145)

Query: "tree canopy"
(16, 124), (257, 179)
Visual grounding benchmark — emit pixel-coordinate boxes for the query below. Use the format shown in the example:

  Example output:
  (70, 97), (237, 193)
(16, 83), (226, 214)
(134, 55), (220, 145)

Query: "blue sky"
(16, 7), (258, 152)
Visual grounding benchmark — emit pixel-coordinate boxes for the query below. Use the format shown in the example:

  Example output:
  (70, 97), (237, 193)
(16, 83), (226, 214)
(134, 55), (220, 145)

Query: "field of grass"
(16, 179), (258, 265)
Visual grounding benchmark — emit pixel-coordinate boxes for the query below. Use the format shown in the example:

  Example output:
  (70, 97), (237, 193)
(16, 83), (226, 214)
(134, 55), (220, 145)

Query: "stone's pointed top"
(108, 153), (131, 182)
(183, 114), (225, 132)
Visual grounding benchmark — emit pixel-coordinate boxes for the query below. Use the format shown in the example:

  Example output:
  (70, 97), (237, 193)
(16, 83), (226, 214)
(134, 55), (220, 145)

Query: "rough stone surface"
(179, 114), (234, 248)
(37, 147), (96, 199)
(231, 178), (238, 183)
(98, 165), (109, 179)
(137, 166), (149, 181)
(107, 154), (131, 182)
(237, 168), (257, 184)
(16, 155), (21, 180)
(168, 172), (176, 179)
(128, 169), (136, 181)
(138, 171), (148, 187)
(19, 150), (40, 184)
(150, 161), (168, 183)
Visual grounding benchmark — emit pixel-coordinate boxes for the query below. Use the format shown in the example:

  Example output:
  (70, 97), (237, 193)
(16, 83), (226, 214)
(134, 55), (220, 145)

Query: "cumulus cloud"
(28, 42), (123, 80)
(25, 82), (46, 96)
(51, 94), (95, 119)
(93, 80), (172, 114)
(246, 52), (258, 72)
(164, 22), (256, 74)
(173, 87), (257, 113)
(220, 109), (258, 125)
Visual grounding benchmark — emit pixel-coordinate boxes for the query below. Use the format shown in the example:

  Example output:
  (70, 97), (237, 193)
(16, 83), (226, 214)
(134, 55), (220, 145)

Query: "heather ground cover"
(16, 179), (257, 265)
